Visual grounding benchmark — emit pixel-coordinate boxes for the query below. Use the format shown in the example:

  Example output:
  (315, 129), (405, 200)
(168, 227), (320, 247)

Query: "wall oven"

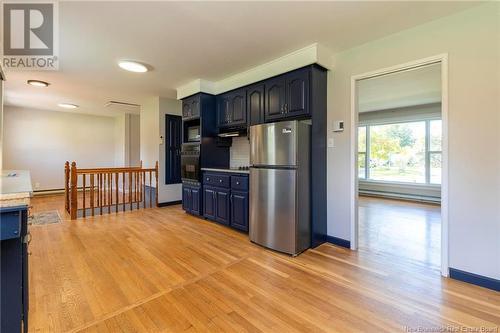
(181, 143), (201, 183)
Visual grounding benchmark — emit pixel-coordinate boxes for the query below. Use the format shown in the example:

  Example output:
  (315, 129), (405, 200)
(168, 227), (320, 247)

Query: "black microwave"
(186, 125), (200, 142)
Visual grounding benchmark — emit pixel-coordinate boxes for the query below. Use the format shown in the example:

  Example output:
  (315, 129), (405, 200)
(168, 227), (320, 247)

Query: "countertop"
(201, 168), (250, 174)
(0, 170), (33, 208)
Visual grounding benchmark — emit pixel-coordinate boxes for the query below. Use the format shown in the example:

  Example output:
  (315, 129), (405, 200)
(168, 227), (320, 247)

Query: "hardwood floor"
(359, 196), (441, 268)
(29, 194), (499, 332)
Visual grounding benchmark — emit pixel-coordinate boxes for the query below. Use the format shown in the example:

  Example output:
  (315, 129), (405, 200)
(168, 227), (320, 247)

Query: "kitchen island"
(1, 170), (32, 333)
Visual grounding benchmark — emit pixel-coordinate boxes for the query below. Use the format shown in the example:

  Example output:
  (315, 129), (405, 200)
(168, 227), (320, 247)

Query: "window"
(358, 120), (442, 185)
(358, 126), (367, 179)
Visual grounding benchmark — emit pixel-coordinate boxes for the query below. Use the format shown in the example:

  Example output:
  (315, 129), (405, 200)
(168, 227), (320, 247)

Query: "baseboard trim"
(158, 200), (182, 207)
(325, 235), (351, 249)
(449, 268), (500, 292)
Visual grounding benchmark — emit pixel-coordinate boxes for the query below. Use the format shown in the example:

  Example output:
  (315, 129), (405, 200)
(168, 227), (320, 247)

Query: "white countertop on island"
(0, 170), (33, 208)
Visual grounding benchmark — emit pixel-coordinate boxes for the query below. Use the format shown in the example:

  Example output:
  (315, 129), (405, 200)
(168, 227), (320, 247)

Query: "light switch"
(328, 138), (334, 148)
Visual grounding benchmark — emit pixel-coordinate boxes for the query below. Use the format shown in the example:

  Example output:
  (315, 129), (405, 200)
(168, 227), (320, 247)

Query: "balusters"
(99, 173), (103, 215)
(129, 172), (133, 211)
(90, 174), (95, 216)
(82, 174), (86, 218)
(149, 170), (153, 208)
(115, 173), (119, 213)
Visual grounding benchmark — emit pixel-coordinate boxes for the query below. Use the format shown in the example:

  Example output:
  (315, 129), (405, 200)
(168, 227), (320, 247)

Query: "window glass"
(430, 120), (442, 151)
(358, 126), (366, 152)
(358, 153), (366, 179)
(430, 152), (442, 184)
(369, 122), (426, 183)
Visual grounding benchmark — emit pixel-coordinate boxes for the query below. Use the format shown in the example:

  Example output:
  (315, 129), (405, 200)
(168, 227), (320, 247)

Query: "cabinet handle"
(284, 103), (288, 113)
(206, 177), (210, 181)
(219, 179), (223, 183)
(236, 181), (240, 185)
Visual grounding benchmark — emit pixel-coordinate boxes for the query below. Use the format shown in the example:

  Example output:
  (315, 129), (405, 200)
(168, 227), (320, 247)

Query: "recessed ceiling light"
(27, 79), (50, 87)
(118, 60), (149, 73)
(58, 103), (79, 109)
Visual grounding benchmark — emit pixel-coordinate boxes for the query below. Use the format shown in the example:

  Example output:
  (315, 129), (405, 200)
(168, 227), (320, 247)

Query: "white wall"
(327, 3), (500, 279)
(3, 106), (116, 190)
(114, 114), (126, 166)
(140, 97), (160, 168)
(140, 96), (183, 203)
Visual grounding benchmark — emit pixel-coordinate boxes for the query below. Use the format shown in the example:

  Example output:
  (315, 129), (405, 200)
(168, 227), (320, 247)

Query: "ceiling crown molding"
(176, 43), (333, 100)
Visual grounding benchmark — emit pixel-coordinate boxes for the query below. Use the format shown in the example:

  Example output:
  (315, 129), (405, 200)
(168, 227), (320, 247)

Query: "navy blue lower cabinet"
(182, 183), (201, 216)
(1, 206), (29, 333)
(191, 186), (201, 215)
(230, 191), (248, 232)
(215, 188), (230, 226)
(203, 186), (217, 220)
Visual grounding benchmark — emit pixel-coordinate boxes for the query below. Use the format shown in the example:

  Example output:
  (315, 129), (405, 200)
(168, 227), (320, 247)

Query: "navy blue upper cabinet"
(264, 67), (310, 122)
(247, 83), (265, 126)
(286, 68), (310, 117)
(182, 94), (201, 120)
(217, 89), (247, 128)
(265, 76), (287, 122)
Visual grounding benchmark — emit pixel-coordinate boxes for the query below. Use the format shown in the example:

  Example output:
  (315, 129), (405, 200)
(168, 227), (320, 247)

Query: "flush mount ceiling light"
(118, 60), (149, 73)
(58, 103), (79, 109)
(27, 79), (50, 87)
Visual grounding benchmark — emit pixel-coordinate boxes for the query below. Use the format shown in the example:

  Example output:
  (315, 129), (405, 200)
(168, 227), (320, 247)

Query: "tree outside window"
(358, 120), (441, 185)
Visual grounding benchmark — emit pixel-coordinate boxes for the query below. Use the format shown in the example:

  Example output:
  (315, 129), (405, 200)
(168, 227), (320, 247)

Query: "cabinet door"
(285, 69), (309, 117)
(216, 95), (231, 128)
(229, 91), (246, 126)
(203, 186), (216, 220)
(215, 189), (230, 226)
(182, 99), (191, 119)
(190, 95), (200, 118)
(230, 191), (248, 232)
(165, 115), (182, 185)
(247, 84), (265, 126)
(182, 186), (192, 212)
(191, 186), (201, 216)
(265, 76), (286, 122)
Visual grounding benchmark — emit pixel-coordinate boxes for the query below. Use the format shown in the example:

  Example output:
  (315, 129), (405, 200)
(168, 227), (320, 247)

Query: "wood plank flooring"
(28, 195), (499, 332)
(359, 196), (441, 268)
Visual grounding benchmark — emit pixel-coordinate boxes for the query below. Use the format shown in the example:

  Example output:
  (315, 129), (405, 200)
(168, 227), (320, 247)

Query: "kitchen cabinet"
(202, 186), (216, 220)
(165, 115), (182, 185)
(247, 83), (265, 126)
(216, 89), (247, 129)
(230, 191), (248, 232)
(202, 172), (249, 232)
(182, 94), (201, 120)
(214, 188), (230, 226)
(264, 67), (310, 122)
(1, 206), (29, 333)
(182, 183), (201, 216)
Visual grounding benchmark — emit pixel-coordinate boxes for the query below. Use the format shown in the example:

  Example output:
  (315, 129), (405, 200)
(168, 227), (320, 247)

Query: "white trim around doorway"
(349, 54), (449, 277)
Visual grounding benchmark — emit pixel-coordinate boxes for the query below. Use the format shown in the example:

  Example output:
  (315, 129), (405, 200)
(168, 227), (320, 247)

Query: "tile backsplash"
(230, 136), (250, 168)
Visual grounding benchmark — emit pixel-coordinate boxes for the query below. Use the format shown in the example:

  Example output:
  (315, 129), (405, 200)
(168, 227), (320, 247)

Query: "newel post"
(70, 161), (78, 220)
(155, 161), (159, 207)
(64, 161), (70, 213)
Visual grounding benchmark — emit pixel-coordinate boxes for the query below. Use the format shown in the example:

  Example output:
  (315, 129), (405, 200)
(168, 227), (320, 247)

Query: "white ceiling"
(357, 63), (442, 112)
(3, 1), (477, 117)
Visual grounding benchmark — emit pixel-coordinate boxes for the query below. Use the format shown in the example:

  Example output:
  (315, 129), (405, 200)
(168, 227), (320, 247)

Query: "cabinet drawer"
(203, 173), (230, 188)
(1, 211), (22, 241)
(231, 176), (248, 191)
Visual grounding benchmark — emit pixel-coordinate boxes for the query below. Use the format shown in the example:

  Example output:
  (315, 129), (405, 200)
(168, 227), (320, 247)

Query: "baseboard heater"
(359, 190), (441, 204)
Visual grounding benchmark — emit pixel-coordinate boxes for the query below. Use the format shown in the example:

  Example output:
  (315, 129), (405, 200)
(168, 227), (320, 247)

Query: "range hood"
(218, 128), (247, 138)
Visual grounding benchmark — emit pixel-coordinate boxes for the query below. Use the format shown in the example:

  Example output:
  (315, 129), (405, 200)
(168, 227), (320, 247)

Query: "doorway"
(350, 55), (449, 276)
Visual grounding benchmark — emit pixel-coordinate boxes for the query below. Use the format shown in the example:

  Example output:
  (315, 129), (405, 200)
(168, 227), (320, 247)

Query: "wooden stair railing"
(64, 161), (159, 220)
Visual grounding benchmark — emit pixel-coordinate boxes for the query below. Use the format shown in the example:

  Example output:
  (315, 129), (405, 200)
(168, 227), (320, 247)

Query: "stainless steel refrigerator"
(249, 120), (311, 255)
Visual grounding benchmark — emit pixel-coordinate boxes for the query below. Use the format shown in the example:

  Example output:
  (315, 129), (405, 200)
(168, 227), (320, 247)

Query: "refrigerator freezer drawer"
(249, 167), (297, 254)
